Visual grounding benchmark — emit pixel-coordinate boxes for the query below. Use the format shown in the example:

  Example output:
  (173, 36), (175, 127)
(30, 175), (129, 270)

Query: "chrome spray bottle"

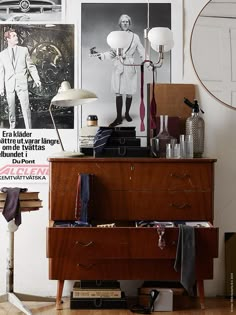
(184, 98), (205, 158)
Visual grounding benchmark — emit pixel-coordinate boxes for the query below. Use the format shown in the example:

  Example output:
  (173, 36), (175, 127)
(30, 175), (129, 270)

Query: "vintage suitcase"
(75, 280), (120, 289)
(94, 146), (150, 158)
(70, 292), (127, 309)
(99, 126), (136, 138)
(107, 137), (141, 147)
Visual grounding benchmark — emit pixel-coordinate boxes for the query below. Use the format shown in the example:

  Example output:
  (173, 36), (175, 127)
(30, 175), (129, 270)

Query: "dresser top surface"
(48, 157), (217, 163)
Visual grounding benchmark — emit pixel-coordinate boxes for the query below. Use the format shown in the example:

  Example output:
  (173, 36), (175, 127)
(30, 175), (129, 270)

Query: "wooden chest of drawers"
(47, 157), (218, 309)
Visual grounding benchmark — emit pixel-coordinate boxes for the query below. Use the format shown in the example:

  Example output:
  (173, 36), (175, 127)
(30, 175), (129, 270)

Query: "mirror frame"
(190, 0), (236, 110)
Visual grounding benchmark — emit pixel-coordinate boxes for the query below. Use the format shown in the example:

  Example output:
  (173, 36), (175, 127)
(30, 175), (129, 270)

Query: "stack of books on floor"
(0, 191), (42, 210)
(70, 280), (127, 309)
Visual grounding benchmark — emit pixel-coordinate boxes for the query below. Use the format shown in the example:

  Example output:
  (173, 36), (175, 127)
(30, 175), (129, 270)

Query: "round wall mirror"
(191, 0), (236, 109)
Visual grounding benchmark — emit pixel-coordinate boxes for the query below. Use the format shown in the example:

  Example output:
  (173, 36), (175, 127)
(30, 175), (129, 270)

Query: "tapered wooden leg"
(56, 280), (64, 310)
(197, 279), (205, 309)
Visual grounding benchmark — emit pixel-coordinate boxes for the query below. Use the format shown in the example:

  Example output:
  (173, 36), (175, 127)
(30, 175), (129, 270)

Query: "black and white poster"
(0, 0), (65, 22)
(0, 23), (74, 129)
(0, 23), (76, 183)
(80, 0), (183, 137)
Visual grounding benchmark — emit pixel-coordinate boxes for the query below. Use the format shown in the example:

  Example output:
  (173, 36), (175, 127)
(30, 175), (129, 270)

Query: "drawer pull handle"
(94, 299), (103, 307)
(170, 203), (191, 209)
(170, 173), (190, 179)
(77, 263), (94, 269)
(118, 147), (126, 156)
(75, 241), (94, 247)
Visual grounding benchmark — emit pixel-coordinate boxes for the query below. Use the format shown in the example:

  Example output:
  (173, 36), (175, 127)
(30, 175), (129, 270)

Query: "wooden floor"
(0, 297), (233, 315)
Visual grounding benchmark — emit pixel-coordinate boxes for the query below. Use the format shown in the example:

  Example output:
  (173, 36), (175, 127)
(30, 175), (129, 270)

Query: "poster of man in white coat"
(81, 1), (171, 137)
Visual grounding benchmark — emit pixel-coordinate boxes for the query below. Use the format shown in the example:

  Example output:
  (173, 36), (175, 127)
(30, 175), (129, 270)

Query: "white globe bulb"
(148, 27), (173, 46)
(107, 31), (132, 49)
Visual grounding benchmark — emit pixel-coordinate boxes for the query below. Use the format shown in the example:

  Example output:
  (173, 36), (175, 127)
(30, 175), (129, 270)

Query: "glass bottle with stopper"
(151, 115), (173, 158)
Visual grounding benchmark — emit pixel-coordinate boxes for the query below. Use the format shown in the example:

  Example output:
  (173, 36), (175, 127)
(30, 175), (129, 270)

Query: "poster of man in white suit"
(0, 28), (41, 129)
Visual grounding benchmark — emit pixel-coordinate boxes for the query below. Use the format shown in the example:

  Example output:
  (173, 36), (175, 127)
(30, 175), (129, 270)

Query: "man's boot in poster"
(109, 95), (123, 127)
(125, 96), (132, 122)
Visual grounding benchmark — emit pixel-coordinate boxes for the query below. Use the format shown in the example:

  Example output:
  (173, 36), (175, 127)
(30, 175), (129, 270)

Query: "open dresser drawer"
(47, 223), (218, 280)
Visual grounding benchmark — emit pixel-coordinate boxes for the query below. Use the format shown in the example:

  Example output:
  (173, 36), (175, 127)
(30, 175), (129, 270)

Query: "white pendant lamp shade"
(51, 81), (97, 107)
(151, 39), (174, 52)
(148, 27), (173, 46)
(107, 31), (132, 49)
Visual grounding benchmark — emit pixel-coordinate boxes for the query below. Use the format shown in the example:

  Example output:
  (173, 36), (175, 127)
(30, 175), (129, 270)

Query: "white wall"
(184, 0), (236, 296)
(0, 0), (235, 298)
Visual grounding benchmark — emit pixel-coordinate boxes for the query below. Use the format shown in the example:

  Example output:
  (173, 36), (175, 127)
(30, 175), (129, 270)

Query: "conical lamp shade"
(51, 81), (97, 107)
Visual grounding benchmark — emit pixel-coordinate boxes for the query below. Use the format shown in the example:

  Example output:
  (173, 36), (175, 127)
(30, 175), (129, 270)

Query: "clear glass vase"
(151, 115), (173, 158)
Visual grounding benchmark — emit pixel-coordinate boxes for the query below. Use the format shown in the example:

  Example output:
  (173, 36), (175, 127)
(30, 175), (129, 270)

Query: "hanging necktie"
(150, 67), (157, 129)
(75, 174), (90, 222)
(75, 175), (81, 219)
(12, 48), (15, 65)
(1, 187), (28, 226)
(174, 225), (196, 296)
(139, 63), (145, 132)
